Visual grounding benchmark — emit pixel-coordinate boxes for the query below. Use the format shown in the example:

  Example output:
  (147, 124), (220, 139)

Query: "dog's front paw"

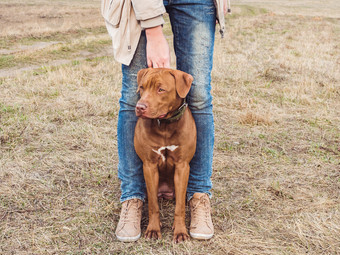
(145, 223), (162, 240)
(173, 226), (189, 243)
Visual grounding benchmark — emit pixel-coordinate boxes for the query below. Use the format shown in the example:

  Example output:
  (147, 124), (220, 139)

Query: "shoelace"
(120, 200), (142, 225)
(191, 196), (211, 225)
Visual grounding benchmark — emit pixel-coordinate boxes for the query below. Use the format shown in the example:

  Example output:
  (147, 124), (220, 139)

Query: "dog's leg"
(143, 162), (162, 239)
(173, 162), (190, 243)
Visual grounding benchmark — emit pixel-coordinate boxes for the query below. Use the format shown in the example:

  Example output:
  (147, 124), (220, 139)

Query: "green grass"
(0, 55), (15, 69)
(228, 5), (268, 19)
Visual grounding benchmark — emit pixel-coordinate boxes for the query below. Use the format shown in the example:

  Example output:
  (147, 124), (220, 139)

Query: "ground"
(0, 0), (339, 254)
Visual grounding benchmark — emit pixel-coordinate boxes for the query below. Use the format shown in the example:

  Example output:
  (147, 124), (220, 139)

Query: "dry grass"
(0, 0), (103, 37)
(1, 0), (339, 254)
(238, 111), (271, 125)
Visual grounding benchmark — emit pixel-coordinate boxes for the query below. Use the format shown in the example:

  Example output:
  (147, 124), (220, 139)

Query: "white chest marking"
(152, 145), (179, 162)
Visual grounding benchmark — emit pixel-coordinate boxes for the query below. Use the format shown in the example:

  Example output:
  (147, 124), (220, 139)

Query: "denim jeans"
(117, 0), (216, 202)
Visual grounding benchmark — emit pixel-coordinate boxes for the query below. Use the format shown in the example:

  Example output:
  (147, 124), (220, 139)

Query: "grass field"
(0, 0), (339, 254)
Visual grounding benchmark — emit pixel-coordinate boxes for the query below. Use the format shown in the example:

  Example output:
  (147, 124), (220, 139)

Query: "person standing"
(102, 0), (226, 242)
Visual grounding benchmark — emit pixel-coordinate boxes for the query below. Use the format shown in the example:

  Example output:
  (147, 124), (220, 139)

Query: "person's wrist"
(145, 25), (163, 37)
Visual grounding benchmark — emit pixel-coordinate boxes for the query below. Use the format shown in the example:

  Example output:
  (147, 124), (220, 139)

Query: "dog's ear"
(170, 70), (193, 98)
(136, 68), (151, 92)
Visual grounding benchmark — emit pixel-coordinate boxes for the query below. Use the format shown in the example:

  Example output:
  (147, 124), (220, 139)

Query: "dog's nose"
(136, 103), (147, 112)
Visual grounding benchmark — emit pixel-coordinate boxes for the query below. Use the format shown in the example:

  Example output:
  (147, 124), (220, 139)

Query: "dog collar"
(157, 100), (188, 126)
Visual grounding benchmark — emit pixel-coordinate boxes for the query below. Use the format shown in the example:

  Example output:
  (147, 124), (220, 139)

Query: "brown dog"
(134, 68), (197, 243)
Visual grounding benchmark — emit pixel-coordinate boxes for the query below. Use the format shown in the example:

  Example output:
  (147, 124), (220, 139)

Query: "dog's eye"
(158, 88), (165, 93)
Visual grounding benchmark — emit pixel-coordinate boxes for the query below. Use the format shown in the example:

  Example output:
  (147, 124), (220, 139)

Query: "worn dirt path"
(0, 44), (112, 78)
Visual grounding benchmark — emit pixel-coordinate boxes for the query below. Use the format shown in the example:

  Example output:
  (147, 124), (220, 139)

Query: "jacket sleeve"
(131, 0), (166, 28)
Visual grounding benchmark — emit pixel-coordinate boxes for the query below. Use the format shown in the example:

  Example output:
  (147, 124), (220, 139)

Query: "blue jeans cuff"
(187, 192), (212, 202)
(120, 196), (146, 203)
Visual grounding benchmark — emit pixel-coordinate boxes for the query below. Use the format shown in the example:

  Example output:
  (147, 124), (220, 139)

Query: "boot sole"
(190, 232), (214, 240)
(116, 233), (141, 242)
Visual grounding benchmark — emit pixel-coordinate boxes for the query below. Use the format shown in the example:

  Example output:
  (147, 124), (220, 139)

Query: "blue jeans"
(117, 0), (216, 202)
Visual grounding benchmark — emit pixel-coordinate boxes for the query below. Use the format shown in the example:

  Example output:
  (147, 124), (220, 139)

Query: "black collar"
(156, 100), (188, 126)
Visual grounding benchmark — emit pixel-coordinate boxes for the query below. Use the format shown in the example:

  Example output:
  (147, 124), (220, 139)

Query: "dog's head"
(135, 68), (193, 119)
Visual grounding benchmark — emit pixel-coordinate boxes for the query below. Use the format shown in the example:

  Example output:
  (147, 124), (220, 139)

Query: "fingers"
(147, 57), (170, 68)
(163, 58), (170, 68)
(147, 58), (152, 68)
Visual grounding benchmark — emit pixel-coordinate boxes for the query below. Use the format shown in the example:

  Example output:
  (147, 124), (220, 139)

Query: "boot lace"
(191, 196), (211, 225)
(120, 199), (142, 225)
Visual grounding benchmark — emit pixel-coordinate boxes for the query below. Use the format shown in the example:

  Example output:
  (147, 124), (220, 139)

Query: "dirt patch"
(0, 47), (112, 78)
(0, 41), (61, 54)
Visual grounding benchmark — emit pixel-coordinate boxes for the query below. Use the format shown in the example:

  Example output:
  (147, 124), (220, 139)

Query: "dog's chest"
(152, 145), (179, 163)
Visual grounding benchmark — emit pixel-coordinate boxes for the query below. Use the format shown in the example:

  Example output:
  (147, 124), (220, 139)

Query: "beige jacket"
(102, 0), (225, 65)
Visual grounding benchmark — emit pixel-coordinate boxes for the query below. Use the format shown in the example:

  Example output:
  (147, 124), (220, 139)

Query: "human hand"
(145, 26), (170, 68)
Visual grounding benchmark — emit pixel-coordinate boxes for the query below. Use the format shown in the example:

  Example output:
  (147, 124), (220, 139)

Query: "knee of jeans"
(182, 58), (213, 112)
(118, 158), (143, 180)
(187, 84), (213, 112)
(119, 96), (139, 111)
(119, 85), (140, 111)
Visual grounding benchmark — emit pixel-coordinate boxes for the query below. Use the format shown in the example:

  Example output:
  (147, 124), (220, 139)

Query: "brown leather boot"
(189, 193), (214, 240)
(115, 198), (143, 242)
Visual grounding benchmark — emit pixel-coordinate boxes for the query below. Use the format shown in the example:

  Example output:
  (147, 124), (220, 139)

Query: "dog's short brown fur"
(134, 68), (196, 243)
